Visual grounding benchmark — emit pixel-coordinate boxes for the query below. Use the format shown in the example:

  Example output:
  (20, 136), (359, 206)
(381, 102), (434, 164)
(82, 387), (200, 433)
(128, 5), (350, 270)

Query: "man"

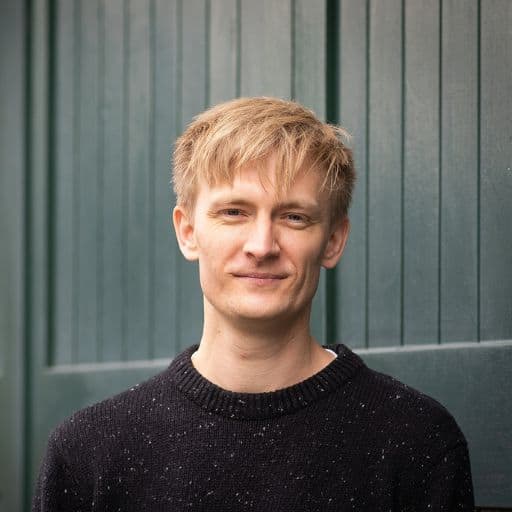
(33, 97), (474, 511)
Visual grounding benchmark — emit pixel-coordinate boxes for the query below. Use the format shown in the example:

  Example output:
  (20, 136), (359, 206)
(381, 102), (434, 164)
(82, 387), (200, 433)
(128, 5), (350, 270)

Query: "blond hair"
(172, 97), (355, 222)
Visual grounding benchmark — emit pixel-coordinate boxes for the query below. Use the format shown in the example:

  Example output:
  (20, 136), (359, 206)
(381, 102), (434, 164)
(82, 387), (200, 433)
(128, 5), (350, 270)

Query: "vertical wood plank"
(403, 0), (440, 344)
(126, 0), (151, 360)
(209, 0), (238, 105)
(0, 1), (25, 369)
(367, 0), (403, 347)
(0, 0), (26, 509)
(153, 0), (178, 358)
(101, 0), (125, 361)
(441, 0), (478, 343)
(77, 0), (100, 362)
(336, 0), (367, 349)
(177, 0), (207, 349)
(294, 0), (325, 117)
(53, 0), (76, 364)
(240, 0), (292, 98)
(181, 0), (207, 122)
(28, 0), (53, 494)
(480, 0), (512, 341)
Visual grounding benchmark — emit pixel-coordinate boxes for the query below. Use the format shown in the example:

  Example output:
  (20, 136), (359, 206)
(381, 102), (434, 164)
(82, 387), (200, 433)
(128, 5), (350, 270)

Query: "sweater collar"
(168, 344), (365, 420)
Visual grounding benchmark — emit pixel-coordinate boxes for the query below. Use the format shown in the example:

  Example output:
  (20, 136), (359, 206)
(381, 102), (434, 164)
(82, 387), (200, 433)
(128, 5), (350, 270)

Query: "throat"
(190, 335), (335, 393)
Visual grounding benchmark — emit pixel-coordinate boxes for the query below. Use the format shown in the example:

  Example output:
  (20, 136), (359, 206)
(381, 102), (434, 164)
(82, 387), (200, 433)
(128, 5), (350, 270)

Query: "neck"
(192, 303), (334, 393)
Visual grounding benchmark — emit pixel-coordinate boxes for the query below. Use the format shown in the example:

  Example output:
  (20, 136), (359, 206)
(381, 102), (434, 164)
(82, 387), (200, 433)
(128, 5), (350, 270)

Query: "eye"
(285, 213), (307, 223)
(223, 208), (243, 217)
(217, 208), (247, 221)
(282, 212), (312, 228)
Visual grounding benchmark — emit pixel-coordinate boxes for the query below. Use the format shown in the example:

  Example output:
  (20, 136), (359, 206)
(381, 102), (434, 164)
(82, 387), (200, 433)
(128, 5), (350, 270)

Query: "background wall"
(1, 0), (511, 510)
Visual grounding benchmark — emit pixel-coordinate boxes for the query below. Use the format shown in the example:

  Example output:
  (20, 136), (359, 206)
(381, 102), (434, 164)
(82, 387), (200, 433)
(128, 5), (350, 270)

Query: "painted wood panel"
(440, 0), (479, 343)
(152, 0), (179, 359)
(125, 0), (152, 360)
(53, 0), (76, 364)
(240, 0), (292, 98)
(101, 0), (125, 361)
(480, 0), (512, 342)
(0, 1), (26, 509)
(209, 0), (238, 104)
(294, 0), (325, 117)
(336, 0), (367, 349)
(367, 0), (403, 347)
(76, 0), (100, 363)
(402, 0), (440, 345)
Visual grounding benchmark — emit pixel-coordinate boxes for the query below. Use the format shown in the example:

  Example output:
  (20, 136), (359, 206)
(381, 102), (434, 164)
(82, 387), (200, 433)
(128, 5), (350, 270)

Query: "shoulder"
(48, 363), (178, 456)
(331, 345), (467, 453)
(351, 360), (468, 461)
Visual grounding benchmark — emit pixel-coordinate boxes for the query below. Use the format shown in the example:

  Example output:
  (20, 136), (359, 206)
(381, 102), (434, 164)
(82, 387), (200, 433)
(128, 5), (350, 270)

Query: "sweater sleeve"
(32, 434), (87, 512)
(398, 442), (475, 512)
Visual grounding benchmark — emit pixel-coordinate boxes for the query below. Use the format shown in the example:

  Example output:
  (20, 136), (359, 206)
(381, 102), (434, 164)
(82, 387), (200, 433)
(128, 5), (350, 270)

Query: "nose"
(243, 217), (280, 261)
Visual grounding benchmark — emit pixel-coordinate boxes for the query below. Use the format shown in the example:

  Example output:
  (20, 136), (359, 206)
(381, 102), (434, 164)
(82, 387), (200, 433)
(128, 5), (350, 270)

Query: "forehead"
(195, 161), (328, 207)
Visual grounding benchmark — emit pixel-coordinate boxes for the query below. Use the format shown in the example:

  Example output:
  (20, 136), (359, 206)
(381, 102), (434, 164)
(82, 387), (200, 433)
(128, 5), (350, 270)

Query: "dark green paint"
(209, 0), (238, 104)
(367, 0), (403, 347)
(153, 0), (179, 359)
(240, 0), (292, 98)
(480, 1), (512, 341)
(336, 0), (368, 349)
(101, 0), (125, 362)
(0, 2), (27, 510)
(440, 0), (479, 343)
(403, 0), (441, 344)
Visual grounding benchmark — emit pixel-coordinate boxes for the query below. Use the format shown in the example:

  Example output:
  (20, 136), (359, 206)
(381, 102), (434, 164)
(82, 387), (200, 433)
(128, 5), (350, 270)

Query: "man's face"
(173, 159), (349, 328)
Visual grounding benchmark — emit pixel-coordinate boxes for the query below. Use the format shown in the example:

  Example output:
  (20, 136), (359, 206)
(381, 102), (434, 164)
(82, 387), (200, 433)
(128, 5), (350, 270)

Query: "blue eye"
(225, 209), (241, 216)
(287, 213), (305, 222)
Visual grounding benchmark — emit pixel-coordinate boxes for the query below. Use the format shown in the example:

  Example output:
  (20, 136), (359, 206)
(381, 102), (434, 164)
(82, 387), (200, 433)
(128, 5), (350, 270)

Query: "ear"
(321, 217), (350, 269)
(173, 205), (199, 261)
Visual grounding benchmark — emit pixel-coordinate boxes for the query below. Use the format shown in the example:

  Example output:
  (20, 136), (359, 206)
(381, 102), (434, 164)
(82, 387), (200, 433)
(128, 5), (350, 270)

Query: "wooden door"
(334, 1), (512, 507)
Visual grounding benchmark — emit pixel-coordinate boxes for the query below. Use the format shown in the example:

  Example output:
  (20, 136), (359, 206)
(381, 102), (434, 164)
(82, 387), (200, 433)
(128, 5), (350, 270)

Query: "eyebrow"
(209, 197), (323, 216)
(275, 200), (322, 213)
(208, 198), (255, 211)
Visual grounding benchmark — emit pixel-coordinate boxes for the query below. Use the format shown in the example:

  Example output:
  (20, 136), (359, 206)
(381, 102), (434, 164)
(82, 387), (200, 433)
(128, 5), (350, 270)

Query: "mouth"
(234, 272), (287, 279)
(232, 272), (288, 283)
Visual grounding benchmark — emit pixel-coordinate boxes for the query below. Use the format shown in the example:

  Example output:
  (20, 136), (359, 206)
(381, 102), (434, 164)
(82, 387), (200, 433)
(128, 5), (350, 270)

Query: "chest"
(90, 419), (400, 511)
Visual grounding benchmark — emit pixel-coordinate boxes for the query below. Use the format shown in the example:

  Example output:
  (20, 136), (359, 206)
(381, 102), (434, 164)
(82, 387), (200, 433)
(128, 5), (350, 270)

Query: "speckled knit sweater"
(33, 343), (474, 511)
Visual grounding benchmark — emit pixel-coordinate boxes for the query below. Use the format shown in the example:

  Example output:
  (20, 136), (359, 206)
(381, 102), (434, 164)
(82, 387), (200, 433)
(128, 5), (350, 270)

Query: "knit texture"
(33, 343), (474, 511)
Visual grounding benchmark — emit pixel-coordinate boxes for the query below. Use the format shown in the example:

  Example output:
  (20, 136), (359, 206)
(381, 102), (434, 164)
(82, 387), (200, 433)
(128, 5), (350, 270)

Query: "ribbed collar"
(168, 344), (365, 420)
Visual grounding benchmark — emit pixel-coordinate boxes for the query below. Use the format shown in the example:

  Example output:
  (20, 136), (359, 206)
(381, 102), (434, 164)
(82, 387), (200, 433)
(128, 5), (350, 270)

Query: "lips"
(232, 272), (288, 280)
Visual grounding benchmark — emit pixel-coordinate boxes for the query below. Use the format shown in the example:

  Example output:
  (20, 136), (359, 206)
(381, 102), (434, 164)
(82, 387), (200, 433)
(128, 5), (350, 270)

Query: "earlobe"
(321, 217), (350, 269)
(172, 205), (199, 261)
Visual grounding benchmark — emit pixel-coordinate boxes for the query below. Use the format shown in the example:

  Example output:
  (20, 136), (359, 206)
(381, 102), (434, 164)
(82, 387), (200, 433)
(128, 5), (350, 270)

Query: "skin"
(173, 158), (350, 393)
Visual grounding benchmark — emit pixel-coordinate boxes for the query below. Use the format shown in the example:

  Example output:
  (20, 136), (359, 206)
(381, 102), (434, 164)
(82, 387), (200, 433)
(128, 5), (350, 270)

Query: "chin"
(228, 301), (300, 324)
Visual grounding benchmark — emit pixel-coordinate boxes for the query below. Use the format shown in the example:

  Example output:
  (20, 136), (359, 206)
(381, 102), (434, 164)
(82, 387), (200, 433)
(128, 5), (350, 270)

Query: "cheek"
(290, 236), (329, 289)
(288, 233), (328, 267)
(195, 229), (238, 279)
(197, 254), (224, 299)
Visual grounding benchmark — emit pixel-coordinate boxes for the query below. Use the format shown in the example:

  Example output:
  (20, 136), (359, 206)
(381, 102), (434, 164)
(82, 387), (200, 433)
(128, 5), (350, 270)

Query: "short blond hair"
(172, 97), (355, 222)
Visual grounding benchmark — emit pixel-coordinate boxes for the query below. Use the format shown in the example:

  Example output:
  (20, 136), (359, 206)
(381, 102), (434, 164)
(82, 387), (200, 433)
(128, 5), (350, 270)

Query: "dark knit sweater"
(33, 343), (474, 511)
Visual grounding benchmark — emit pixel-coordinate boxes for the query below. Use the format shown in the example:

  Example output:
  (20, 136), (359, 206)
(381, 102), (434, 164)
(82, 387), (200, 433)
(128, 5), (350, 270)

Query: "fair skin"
(173, 158), (350, 393)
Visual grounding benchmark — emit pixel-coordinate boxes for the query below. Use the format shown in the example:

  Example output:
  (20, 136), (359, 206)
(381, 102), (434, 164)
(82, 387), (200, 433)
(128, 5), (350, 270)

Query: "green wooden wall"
(0, 3), (27, 512)
(1, 0), (511, 510)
